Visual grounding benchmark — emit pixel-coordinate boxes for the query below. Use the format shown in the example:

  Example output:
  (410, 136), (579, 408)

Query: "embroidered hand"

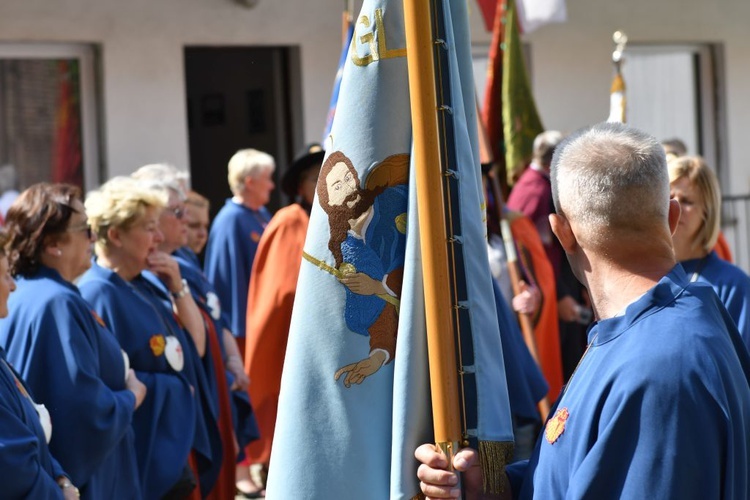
(334, 350), (387, 387)
(339, 272), (387, 296)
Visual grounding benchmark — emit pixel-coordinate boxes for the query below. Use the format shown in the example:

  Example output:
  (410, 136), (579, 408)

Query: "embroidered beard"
(327, 187), (381, 267)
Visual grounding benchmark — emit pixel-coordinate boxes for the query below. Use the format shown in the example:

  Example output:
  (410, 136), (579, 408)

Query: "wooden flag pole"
(403, 0), (463, 468)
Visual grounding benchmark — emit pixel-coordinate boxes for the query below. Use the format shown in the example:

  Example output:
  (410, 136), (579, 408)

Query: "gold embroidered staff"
(403, 0), (463, 477)
(302, 251), (401, 308)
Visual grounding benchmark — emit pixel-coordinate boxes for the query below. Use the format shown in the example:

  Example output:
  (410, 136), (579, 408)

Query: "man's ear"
(549, 213), (577, 253)
(668, 199), (681, 235)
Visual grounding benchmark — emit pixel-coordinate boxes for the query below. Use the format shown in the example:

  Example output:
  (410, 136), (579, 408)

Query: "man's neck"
(584, 240), (676, 320)
(232, 194), (262, 211)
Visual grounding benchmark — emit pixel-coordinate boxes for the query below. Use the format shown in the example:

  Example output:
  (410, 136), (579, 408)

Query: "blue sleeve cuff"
(505, 460), (529, 500)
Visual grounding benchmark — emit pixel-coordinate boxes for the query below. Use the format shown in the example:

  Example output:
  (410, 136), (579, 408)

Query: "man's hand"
(557, 295), (580, 323)
(512, 281), (541, 316)
(334, 350), (387, 387)
(415, 445), (500, 500)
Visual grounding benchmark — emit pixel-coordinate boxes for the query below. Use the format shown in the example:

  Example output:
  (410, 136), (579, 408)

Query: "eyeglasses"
(67, 223), (93, 240)
(166, 206), (185, 220)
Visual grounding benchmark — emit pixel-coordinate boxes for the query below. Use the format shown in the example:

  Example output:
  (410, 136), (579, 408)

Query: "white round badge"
(34, 403), (52, 444)
(122, 349), (130, 382)
(206, 292), (221, 320)
(164, 336), (185, 372)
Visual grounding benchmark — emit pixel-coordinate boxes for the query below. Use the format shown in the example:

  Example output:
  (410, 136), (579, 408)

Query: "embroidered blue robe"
(0, 266), (140, 499)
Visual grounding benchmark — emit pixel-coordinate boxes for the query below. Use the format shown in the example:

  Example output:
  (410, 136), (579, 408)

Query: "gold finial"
(612, 31), (628, 64)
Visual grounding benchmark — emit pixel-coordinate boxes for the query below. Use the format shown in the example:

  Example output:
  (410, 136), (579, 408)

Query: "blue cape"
(203, 199), (270, 338)
(0, 266), (139, 499)
(0, 347), (67, 499)
(681, 251), (750, 352)
(175, 251), (260, 450)
(79, 262), (198, 500)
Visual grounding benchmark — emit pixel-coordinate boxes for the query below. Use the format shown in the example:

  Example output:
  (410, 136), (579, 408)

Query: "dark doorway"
(184, 46), (300, 219)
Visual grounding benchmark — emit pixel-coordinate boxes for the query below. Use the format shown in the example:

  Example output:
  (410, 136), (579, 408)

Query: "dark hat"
(281, 143), (325, 199)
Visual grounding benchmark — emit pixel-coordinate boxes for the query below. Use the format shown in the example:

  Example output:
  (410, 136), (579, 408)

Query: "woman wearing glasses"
(0, 183), (146, 499)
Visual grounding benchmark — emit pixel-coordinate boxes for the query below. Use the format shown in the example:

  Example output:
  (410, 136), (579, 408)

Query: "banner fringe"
(479, 440), (515, 495)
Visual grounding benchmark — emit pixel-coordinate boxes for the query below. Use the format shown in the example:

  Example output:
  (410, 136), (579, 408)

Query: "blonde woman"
(669, 156), (750, 348)
(78, 176), (207, 499)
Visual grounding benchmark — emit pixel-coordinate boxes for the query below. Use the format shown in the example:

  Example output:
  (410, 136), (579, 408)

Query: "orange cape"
(244, 204), (310, 465)
(509, 212), (564, 400)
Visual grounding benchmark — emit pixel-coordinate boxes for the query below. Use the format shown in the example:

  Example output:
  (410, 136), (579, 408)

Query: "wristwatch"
(171, 279), (190, 299)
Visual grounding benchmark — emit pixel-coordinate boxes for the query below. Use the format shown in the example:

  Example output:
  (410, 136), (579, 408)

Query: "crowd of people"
(1, 121), (749, 499)
(0, 143), (323, 499)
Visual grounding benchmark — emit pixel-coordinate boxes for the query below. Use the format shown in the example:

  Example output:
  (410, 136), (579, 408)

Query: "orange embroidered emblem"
(150, 334), (166, 357)
(91, 310), (107, 328)
(14, 376), (30, 398)
(250, 231), (261, 243)
(545, 407), (569, 444)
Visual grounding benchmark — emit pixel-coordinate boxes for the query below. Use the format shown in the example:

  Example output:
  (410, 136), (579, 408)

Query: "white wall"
(0, 0), (344, 178)
(468, 0), (750, 195)
(1, 0), (748, 194)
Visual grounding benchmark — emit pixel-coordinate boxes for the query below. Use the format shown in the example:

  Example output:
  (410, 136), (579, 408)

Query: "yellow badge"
(14, 376), (30, 398)
(338, 263), (357, 276)
(545, 407), (569, 445)
(395, 213), (407, 234)
(150, 334), (166, 357)
(91, 310), (107, 328)
(251, 231), (261, 243)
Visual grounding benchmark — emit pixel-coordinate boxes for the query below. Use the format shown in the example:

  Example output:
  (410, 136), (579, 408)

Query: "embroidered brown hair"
(317, 151), (382, 267)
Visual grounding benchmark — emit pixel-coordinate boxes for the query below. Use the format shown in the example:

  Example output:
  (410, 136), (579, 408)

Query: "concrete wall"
(1, 0), (748, 194)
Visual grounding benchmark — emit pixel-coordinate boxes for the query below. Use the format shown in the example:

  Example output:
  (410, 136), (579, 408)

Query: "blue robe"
(681, 251), (750, 351)
(78, 262), (197, 500)
(506, 266), (750, 499)
(204, 199), (270, 339)
(0, 266), (140, 500)
(0, 347), (67, 499)
(175, 251), (260, 451)
(174, 246), (202, 270)
(140, 270), (224, 495)
(492, 279), (548, 423)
